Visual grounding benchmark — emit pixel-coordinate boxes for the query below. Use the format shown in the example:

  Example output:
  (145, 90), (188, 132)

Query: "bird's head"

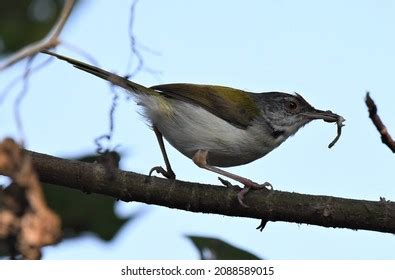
(256, 92), (341, 138)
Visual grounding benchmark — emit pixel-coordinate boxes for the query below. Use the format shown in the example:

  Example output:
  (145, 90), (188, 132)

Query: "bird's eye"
(288, 101), (297, 110)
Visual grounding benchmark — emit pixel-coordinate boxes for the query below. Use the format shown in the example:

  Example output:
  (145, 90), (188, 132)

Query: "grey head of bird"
(254, 92), (340, 139)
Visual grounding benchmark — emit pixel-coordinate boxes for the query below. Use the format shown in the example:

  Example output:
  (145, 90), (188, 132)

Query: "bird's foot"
(218, 177), (240, 190)
(245, 180), (273, 191)
(218, 177), (273, 208)
(238, 181), (273, 207)
(148, 166), (176, 179)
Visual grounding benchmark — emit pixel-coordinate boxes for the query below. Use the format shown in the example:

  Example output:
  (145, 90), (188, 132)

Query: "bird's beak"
(302, 108), (345, 148)
(301, 109), (343, 123)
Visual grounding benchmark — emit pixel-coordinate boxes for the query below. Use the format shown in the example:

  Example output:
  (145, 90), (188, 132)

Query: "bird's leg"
(192, 150), (272, 207)
(148, 126), (176, 179)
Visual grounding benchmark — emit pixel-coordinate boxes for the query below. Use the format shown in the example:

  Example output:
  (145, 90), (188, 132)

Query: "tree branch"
(20, 150), (395, 234)
(365, 92), (395, 153)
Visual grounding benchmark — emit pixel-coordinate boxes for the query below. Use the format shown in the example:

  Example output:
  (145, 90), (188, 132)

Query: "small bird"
(41, 50), (345, 207)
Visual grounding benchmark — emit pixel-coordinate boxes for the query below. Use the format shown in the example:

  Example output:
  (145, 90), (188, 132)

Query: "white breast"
(137, 95), (282, 167)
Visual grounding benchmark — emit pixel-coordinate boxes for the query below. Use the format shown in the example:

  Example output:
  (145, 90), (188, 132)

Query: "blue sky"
(1, 0), (395, 259)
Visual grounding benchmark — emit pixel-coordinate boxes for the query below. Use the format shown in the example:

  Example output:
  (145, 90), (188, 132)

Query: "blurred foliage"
(0, 241), (10, 258)
(1, 182), (131, 258)
(0, 0), (79, 55)
(187, 235), (261, 260)
(43, 183), (130, 241)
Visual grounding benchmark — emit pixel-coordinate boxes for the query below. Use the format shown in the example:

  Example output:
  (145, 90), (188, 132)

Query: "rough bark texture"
(27, 150), (395, 234)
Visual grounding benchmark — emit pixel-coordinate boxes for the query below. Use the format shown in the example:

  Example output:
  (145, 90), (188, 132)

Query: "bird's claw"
(218, 177), (273, 208)
(237, 187), (251, 208)
(263, 182), (273, 190)
(239, 181), (273, 207)
(218, 177), (240, 190)
(254, 181), (273, 191)
(148, 166), (176, 179)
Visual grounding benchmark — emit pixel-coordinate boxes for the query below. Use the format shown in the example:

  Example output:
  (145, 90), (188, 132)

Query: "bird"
(41, 50), (345, 207)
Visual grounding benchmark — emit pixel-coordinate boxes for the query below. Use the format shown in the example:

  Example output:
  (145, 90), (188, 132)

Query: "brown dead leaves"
(0, 138), (61, 259)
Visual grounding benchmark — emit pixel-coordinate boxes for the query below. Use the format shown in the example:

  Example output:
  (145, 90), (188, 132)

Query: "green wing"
(150, 83), (260, 128)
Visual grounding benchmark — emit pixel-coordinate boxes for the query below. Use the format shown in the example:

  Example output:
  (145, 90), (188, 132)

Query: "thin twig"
(126, 0), (143, 77)
(0, 0), (75, 71)
(93, 86), (120, 154)
(0, 57), (53, 105)
(94, 0), (147, 153)
(126, 0), (160, 78)
(365, 92), (395, 153)
(13, 56), (36, 142)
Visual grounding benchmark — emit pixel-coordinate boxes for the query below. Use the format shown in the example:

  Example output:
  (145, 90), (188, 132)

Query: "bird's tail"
(41, 49), (155, 96)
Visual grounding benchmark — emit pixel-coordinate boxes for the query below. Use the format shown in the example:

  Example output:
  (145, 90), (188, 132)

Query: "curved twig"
(365, 92), (395, 153)
(0, 0), (75, 71)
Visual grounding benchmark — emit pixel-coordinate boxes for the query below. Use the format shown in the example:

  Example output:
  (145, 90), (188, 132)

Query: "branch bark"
(365, 92), (395, 153)
(21, 150), (395, 234)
